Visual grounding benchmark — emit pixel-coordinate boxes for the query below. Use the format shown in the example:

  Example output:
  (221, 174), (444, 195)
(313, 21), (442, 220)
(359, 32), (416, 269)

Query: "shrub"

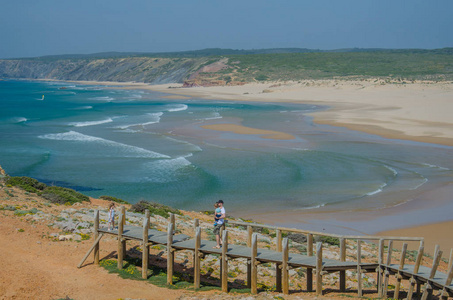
(130, 200), (181, 218)
(99, 195), (130, 205)
(41, 186), (89, 205)
(255, 74), (269, 81)
(315, 235), (340, 246)
(5, 176), (47, 193)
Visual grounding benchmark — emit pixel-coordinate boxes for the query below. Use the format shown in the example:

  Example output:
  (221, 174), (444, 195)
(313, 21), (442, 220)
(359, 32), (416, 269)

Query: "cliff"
(0, 56), (217, 84)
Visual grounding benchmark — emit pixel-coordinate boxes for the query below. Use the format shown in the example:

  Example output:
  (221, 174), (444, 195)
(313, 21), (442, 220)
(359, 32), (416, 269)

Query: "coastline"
(7, 78), (453, 250)
(58, 78), (453, 146)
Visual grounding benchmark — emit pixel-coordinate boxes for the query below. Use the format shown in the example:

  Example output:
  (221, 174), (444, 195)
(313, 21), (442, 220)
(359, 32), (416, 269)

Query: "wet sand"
(53, 79), (453, 249)
(201, 123), (295, 140)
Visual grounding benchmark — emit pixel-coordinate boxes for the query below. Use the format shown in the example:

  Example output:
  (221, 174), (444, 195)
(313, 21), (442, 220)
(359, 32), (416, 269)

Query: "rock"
(59, 234), (73, 241)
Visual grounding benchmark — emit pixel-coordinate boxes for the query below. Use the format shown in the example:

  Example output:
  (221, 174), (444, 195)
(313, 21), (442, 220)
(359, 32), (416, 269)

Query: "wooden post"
(77, 233), (104, 268)
(307, 233), (314, 292)
(94, 210), (99, 265)
(383, 240), (393, 297)
(117, 209), (124, 269)
(407, 245), (424, 300)
(221, 230), (228, 293)
(441, 254), (453, 300)
(448, 248), (453, 273)
(167, 222), (174, 285)
(194, 227), (201, 289)
(142, 210), (150, 279)
(394, 243), (407, 299)
(251, 233), (258, 294)
(316, 242), (323, 296)
(170, 213), (175, 233)
(276, 229), (282, 292)
(340, 237), (346, 292)
(247, 225), (253, 289)
(282, 237), (289, 295)
(357, 239), (362, 297)
(421, 245), (442, 300)
(120, 206), (126, 259)
(378, 238), (384, 297)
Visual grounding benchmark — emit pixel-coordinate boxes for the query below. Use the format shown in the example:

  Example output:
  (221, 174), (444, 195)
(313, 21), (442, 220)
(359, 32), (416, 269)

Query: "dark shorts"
(213, 223), (222, 235)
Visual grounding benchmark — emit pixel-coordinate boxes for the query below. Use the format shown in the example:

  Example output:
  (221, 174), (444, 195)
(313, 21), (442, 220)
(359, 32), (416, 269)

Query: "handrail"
(226, 219), (424, 243)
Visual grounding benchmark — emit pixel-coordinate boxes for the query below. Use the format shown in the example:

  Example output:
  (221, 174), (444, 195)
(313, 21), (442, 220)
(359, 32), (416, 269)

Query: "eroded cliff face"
(0, 57), (216, 84)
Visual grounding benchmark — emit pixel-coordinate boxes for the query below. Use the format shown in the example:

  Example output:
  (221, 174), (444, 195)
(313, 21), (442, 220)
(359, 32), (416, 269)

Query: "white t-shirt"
(216, 207), (226, 225)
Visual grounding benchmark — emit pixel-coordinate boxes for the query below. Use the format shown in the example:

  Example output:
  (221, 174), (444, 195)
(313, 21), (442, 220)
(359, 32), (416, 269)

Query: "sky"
(1, 0), (452, 59)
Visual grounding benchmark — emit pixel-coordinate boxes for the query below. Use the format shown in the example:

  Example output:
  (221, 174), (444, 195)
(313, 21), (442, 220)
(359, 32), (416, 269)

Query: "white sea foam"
(11, 117), (28, 123)
(163, 136), (203, 152)
(203, 112), (222, 120)
(421, 163), (449, 170)
(74, 106), (93, 110)
(301, 203), (326, 210)
(38, 131), (169, 158)
(90, 96), (114, 101)
(410, 178), (428, 190)
(366, 183), (387, 196)
(115, 112), (163, 129)
(68, 118), (113, 127)
(143, 156), (192, 183)
(383, 165), (398, 177)
(167, 104), (188, 112)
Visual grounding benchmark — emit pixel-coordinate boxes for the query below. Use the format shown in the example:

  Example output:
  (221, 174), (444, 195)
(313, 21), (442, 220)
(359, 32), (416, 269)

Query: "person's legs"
(213, 224), (221, 248)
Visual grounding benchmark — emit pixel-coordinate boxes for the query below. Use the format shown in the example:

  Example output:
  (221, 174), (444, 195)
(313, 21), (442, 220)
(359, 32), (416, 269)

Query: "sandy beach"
(53, 79), (453, 251)
(144, 79), (453, 252)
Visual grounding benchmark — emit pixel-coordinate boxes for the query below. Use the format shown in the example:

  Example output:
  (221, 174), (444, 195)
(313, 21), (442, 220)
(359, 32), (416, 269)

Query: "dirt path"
(0, 216), (185, 300)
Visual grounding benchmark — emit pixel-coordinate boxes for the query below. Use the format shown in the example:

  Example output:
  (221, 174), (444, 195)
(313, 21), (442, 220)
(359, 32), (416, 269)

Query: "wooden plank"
(316, 242), (323, 296)
(378, 238), (384, 297)
(357, 239), (362, 297)
(407, 245), (424, 300)
(307, 233), (313, 292)
(251, 233), (258, 294)
(194, 227), (201, 289)
(340, 237), (346, 292)
(194, 218), (199, 229)
(170, 213), (175, 233)
(282, 238), (289, 295)
(94, 210), (99, 265)
(276, 229), (282, 292)
(77, 233), (104, 268)
(142, 210), (150, 279)
(394, 243), (407, 299)
(121, 206), (126, 259)
(221, 230), (229, 293)
(117, 209), (124, 269)
(441, 255), (453, 299)
(421, 245), (442, 300)
(167, 223), (174, 285)
(383, 240), (393, 297)
(247, 225), (252, 289)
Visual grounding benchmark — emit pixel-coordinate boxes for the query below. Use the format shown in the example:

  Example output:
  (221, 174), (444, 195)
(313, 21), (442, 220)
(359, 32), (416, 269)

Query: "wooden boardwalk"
(78, 208), (453, 299)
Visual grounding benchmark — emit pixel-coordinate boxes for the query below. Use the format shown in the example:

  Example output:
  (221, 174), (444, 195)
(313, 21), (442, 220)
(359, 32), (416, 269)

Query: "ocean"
(1, 80), (452, 219)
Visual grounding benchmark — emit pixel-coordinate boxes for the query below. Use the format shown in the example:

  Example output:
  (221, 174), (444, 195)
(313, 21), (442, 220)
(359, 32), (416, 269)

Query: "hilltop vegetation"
(0, 48), (452, 85)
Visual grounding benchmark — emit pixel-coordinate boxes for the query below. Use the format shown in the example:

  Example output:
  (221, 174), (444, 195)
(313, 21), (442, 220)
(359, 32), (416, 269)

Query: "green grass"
(99, 195), (130, 205)
(5, 176), (47, 193)
(99, 259), (220, 291)
(130, 200), (182, 218)
(225, 50), (453, 81)
(40, 186), (89, 205)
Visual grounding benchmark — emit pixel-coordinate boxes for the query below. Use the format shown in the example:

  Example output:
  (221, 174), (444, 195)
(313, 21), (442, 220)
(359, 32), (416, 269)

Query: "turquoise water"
(1, 80), (452, 215)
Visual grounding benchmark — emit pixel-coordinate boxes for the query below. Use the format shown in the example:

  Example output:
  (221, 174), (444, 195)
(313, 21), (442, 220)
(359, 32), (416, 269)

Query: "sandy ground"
(125, 79), (453, 146)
